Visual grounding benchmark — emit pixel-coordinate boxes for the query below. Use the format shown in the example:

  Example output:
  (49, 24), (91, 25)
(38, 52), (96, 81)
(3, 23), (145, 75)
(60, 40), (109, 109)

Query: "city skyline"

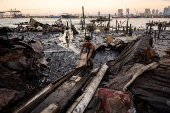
(0, 0), (170, 15)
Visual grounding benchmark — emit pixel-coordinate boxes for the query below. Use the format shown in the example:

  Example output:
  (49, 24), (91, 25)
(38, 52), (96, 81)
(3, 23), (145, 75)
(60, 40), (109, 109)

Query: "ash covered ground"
(13, 30), (120, 82)
(1, 25), (170, 112)
(13, 28), (170, 82)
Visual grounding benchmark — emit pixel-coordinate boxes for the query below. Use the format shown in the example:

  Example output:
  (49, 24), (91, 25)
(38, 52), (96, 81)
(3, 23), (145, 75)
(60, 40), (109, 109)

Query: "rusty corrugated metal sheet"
(96, 88), (132, 113)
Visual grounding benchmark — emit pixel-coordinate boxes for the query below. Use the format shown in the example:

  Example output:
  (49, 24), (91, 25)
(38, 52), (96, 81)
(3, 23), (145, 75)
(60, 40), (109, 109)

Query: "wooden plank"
(41, 103), (60, 113)
(76, 53), (87, 68)
(66, 93), (85, 113)
(14, 69), (77, 113)
(108, 63), (144, 90)
(72, 64), (108, 113)
(67, 67), (100, 113)
(57, 70), (91, 113)
(69, 45), (80, 54)
(30, 70), (82, 113)
(44, 50), (67, 53)
(123, 62), (159, 91)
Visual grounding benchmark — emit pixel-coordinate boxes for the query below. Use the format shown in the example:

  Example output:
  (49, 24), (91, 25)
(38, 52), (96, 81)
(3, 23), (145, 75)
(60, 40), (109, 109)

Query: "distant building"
(0, 12), (5, 18)
(149, 9), (151, 15)
(168, 6), (170, 15)
(98, 12), (100, 17)
(145, 8), (148, 15)
(159, 12), (163, 16)
(152, 9), (155, 15)
(139, 13), (145, 16)
(145, 8), (150, 16)
(126, 8), (129, 16)
(118, 9), (123, 17)
(156, 9), (159, 15)
(163, 7), (168, 15)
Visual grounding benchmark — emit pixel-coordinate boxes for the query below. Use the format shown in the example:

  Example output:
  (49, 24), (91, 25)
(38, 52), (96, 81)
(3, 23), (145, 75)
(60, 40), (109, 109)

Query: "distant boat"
(112, 16), (140, 18)
(61, 13), (76, 18)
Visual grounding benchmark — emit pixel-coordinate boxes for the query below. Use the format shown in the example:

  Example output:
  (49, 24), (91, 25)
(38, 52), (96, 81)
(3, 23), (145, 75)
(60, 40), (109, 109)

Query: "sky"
(0, 0), (170, 15)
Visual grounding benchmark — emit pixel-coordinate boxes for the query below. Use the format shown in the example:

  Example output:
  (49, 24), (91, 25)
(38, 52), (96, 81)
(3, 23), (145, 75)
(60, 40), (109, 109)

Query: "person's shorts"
(90, 51), (96, 59)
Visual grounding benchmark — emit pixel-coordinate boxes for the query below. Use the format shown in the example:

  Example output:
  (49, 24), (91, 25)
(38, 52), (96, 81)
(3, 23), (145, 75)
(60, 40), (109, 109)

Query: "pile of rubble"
(16, 18), (66, 33)
(102, 35), (170, 112)
(0, 27), (13, 35)
(0, 36), (49, 111)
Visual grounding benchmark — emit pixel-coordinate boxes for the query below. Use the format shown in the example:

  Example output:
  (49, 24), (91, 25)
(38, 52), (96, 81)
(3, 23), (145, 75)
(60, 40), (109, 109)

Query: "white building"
(152, 9), (155, 15)
(156, 9), (159, 15)
(163, 7), (168, 15)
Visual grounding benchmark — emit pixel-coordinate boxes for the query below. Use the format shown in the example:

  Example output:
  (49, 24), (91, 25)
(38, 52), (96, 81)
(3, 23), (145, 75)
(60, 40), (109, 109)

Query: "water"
(0, 18), (170, 29)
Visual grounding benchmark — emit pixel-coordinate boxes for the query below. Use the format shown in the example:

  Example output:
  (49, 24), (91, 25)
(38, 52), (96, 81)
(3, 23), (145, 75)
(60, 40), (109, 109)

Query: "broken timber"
(71, 64), (108, 113)
(123, 62), (159, 91)
(76, 53), (87, 68)
(14, 69), (77, 113)
(56, 69), (91, 113)
(41, 104), (60, 113)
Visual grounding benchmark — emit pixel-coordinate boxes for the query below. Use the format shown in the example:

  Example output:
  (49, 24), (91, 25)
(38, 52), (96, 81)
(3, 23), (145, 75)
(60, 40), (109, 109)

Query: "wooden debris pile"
(104, 35), (170, 112)
(0, 27), (13, 35)
(0, 36), (48, 112)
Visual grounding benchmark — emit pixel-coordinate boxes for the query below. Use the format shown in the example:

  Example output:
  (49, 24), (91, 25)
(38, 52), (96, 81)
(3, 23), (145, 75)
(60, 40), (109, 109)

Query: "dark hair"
(85, 36), (91, 40)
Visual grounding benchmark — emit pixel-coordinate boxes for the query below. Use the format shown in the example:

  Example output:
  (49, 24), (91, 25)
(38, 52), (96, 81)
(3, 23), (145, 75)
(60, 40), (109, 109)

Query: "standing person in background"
(65, 27), (70, 47)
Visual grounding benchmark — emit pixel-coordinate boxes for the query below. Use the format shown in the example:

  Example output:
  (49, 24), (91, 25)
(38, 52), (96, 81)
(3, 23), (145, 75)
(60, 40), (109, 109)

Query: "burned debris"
(104, 35), (170, 112)
(0, 35), (50, 112)
(0, 16), (170, 113)
(0, 27), (13, 35)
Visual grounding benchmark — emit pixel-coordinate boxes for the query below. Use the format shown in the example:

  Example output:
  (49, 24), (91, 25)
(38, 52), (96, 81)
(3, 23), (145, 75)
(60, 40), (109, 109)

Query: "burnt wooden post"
(129, 24), (132, 36)
(82, 6), (86, 37)
(118, 23), (119, 31)
(81, 19), (83, 30)
(120, 21), (121, 27)
(67, 21), (68, 27)
(158, 24), (161, 39)
(126, 20), (128, 34)
(116, 19), (117, 32)
(108, 14), (110, 27)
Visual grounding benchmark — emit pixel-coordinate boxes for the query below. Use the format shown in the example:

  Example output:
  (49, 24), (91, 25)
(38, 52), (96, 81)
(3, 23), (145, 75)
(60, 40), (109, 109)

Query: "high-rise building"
(159, 12), (163, 16)
(126, 8), (130, 15)
(145, 8), (150, 16)
(168, 6), (170, 15)
(163, 7), (168, 15)
(148, 9), (151, 15)
(98, 12), (100, 17)
(118, 9), (123, 17)
(156, 9), (159, 15)
(152, 9), (155, 15)
(145, 8), (148, 15)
